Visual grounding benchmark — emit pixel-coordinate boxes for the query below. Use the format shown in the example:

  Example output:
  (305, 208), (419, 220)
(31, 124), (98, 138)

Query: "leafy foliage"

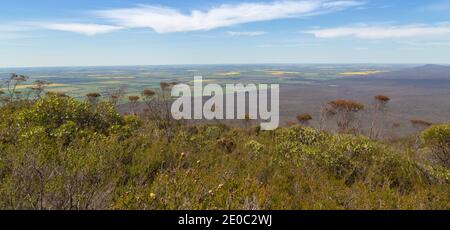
(0, 95), (448, 210)
(422, 124), (450, 168)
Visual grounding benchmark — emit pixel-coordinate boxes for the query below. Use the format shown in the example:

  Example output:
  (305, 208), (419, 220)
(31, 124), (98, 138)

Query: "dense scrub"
(0, 95), (448, 210)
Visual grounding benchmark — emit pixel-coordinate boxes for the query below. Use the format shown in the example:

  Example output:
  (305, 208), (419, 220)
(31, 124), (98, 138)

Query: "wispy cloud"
(227, 31), (267, 36)
(307, 23), (450, 39)
(0, 24), (35, 40)
(42, 23), (122, 36)
(1, 1), (363, 37)
(397, 40), (450, 47)
(0, 22), (122, 37)
(94, 0), (364, 33)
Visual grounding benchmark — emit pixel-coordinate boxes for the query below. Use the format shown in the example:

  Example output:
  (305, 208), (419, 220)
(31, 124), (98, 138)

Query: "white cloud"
(42, 23), (122, 36)
(95, 0), (363, 33)
(227, 31), (267, 36)
(307, 23), (450, 39)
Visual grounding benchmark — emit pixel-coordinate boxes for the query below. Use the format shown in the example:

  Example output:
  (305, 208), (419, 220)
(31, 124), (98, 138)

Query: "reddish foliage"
(410, 119), (433, 127)
(128, 96), (140, 102)
(297, 114), (313, 122)
(142, 89), (156, 97)
(46, 91), (66, 97)
(328, 99), (364, 112)
(86, 92), (101, 98)
(374, 95), (391, 103)
(160, 82), (171, 90)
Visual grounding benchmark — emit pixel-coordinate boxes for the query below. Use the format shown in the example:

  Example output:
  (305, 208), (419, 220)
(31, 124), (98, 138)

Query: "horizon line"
(1, 62), (449, 69)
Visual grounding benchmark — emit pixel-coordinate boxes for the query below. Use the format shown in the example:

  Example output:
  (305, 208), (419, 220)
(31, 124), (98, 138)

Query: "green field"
(0, 64), (402, 99)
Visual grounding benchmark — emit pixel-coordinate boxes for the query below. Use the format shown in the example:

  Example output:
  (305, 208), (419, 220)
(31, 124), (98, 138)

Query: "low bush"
(422, 124), (450, 168)
(0, 96), (448, 210)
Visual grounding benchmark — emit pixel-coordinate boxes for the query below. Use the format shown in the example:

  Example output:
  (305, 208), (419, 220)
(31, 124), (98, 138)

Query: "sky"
(1, 0), (450, 67)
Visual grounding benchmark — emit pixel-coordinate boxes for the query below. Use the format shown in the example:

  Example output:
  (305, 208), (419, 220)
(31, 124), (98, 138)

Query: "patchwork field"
(1, 64), (449, 136)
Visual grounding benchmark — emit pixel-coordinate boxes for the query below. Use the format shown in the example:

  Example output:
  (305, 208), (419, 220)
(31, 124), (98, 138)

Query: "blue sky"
(1, 0), (450, 67)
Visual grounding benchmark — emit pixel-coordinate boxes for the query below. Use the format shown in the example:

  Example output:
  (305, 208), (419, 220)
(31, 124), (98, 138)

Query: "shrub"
(86, 92), (102, 106)
(14, 95), (123, 141)
(0, 94), (449, 210)
(370, 95), (391, 139)
(329, 100), (364, 112)
(327, 99), (364, 133)
(217, 137), (236, 153)
(296, 114), (313, 125)
(411, 119), (433, 129)
(276, 126), (327, 146)
(245, 140), (264, 156)
(142, 89), (156, 98)
(374, 95), (390, 104)
(422, 124), (450, 168)
(317, 135), (377, 183)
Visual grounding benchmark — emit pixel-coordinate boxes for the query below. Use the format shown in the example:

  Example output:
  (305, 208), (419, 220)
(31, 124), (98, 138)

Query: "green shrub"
(422, 124), (450, 168)
(275, 125), (328, 146)
(14, 95), (124, 141)
(245, 140), (264, 156)
(0, 96), (449, 210)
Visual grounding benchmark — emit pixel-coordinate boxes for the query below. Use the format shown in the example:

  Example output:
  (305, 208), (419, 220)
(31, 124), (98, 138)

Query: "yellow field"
(217, 71), (241, 76)
(94, 76), (136, 79)
(190, 79), (215, 83)
(267, 71), (300, 75)
(101, 80), (126, 84)
(339, 70), (387, 76)
(13, 83), (67, 89)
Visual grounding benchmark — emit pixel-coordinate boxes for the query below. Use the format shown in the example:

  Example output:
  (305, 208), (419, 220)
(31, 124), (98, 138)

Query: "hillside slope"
(0, 95), (448, 210)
